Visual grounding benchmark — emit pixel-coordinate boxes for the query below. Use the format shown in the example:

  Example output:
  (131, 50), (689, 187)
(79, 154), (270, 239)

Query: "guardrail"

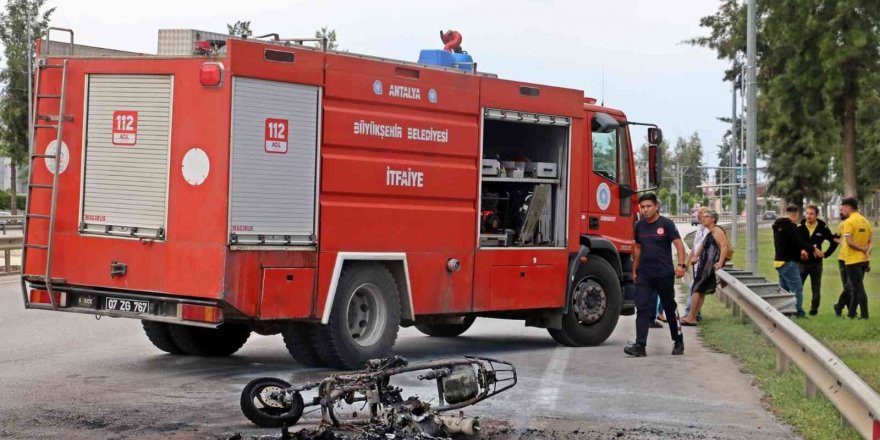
(716, 269), (880, 439)
(0, 235), (22, 273)
(0, 215), (24, 235)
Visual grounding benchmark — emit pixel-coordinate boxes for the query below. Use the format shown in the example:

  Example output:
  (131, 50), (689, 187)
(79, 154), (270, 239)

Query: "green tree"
(760, 0), (837, 208)
(688, 0), (880, 203)
(0, 0), (54, 215)
(815, 0), (880, 197)
(673, 133), (706, 194)
(314, 26), (339, 51)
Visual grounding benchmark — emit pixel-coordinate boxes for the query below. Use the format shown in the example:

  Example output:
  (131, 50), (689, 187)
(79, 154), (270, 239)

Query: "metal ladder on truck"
(21, 28), (74, 310)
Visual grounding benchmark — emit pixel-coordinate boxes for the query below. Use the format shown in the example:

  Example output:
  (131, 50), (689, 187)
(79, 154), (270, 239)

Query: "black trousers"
(635, 273), (682, 346)
(835, 260), (852, 314)
(844, 262), (869, 318)
(799, 261), (823, 313)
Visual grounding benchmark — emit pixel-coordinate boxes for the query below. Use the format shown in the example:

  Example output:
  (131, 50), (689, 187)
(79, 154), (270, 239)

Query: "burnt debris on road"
(238, 356), (516, 439)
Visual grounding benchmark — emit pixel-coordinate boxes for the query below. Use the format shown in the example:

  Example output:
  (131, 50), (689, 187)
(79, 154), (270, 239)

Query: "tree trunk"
(842, 82), (858, 198)
(10, 161), (17, 215)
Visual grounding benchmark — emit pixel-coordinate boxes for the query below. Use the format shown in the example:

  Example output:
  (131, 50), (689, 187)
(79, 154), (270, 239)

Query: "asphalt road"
(0, 273), (798, 440)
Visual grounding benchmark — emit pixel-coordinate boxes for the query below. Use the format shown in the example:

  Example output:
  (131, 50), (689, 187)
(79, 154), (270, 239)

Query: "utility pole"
(730, 83), (738, 247)
(746, 0), (759, 272)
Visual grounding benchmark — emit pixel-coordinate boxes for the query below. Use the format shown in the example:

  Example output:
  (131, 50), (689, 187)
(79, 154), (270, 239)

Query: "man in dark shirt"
(797, 205), (838, 315)
(626, 193), (687, 357)
(773, 205), (812, 318)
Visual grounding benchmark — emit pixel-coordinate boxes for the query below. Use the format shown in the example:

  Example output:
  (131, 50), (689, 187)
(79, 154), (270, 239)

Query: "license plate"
(104, 297), (149, 314)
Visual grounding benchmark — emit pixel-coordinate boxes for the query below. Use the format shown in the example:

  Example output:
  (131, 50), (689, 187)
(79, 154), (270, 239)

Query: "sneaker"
(808, 310), (818, 316)
(624, 343), (647, 357)
(672, 341), (684, 356)
(649, 320), (664, 328)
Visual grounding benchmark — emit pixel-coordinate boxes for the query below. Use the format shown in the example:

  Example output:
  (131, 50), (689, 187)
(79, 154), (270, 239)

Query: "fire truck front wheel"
(548, 256), (622, 347)
(167, 323), (252, 356)
(315, 262), (401, 369)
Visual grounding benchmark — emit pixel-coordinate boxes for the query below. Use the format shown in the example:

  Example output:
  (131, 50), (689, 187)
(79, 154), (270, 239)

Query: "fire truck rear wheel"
(281, 323), (325, 367)
(168, 323), (251, 356)
(141, 321), (184, 354)
(548, 256), (622, 347)
(414, 316), (476, 337)
(315, 262), (401, 369)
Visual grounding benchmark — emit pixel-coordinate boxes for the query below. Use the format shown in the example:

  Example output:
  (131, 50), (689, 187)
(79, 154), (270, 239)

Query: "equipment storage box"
(526, 162), (558, 178)
(501, 161), (525, 172)
(158, 29), (231, 56)
(482, 159), (501, 176)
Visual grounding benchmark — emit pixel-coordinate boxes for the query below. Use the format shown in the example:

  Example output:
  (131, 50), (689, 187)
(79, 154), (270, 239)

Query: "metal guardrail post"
(0, 236), (23, 273)
(776, 349), (789, 374)
(806, 378), (818, 399)
(717, 269), (880, 439)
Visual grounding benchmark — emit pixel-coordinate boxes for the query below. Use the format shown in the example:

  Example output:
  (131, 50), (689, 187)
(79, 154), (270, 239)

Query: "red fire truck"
(22, 28), (663, 369)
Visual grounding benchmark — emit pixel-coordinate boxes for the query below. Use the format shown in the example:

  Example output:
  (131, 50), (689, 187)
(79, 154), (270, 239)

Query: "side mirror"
(648, 127), (663, 145)
(591, 112), (620, 134)
(648, 144), (662, 189)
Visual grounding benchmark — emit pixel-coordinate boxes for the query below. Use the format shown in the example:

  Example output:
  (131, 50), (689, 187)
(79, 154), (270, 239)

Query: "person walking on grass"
(626, 193), (686, 357)
(773, 205), (812, 318)
(681, 209), (729, 326)
(839, 197), (872, 319)
(797, 205), (838, 316)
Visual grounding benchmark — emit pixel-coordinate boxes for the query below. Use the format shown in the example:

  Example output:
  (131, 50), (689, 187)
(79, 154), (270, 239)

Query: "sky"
(44, 0), (734, 166)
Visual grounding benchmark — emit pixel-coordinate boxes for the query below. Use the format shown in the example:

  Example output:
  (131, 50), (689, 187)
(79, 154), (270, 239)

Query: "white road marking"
(533, 347), (572, 412)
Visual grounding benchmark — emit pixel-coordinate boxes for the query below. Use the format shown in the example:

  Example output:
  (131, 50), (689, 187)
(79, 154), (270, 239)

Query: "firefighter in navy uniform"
(626, 193), (687, 357)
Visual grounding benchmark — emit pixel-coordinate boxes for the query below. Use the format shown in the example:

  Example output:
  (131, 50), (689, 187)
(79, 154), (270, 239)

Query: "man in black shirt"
(626, 193), (687, 357)
(798, 205), (838, 315)
(773, 205), (812, 318)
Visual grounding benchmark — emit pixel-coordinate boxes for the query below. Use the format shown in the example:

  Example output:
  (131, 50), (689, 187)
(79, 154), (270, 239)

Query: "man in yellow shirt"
(839, 197), (872, 319)
(833, 218), (852, 317)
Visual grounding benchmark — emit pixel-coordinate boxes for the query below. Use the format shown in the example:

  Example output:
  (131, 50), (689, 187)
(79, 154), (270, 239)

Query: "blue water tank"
(418, 49), (454, 68)
(450, 52), (474, 72)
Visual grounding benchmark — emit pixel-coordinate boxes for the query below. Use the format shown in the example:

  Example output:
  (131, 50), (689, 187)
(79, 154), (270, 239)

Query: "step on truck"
(22, 28), (664, 369)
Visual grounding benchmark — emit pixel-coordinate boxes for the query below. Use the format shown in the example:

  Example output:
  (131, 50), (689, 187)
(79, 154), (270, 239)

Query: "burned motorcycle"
(240, 356), (516, 436)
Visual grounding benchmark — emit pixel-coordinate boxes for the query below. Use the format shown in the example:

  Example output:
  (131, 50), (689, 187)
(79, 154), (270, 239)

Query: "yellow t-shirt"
(840, 212), (872, 265)
(838, 223), (847, 262)
(806, 222), (817, 237)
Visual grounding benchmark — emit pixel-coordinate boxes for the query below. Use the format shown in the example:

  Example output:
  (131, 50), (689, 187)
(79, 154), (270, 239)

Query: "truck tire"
(548, 256), (622, 347)
(314, 262), (401, 369)
(141, 321), (184, 354)
(414, 316), (476, 337)
(281, 323), (325, 367)
(168, 323), (251, 356)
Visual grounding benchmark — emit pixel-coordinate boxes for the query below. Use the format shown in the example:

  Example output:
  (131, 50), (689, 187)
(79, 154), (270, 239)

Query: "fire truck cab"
(22, 28), (663, 369)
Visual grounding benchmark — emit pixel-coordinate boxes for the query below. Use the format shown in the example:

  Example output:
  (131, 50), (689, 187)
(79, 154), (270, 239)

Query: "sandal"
(681, 320), (698, 327)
